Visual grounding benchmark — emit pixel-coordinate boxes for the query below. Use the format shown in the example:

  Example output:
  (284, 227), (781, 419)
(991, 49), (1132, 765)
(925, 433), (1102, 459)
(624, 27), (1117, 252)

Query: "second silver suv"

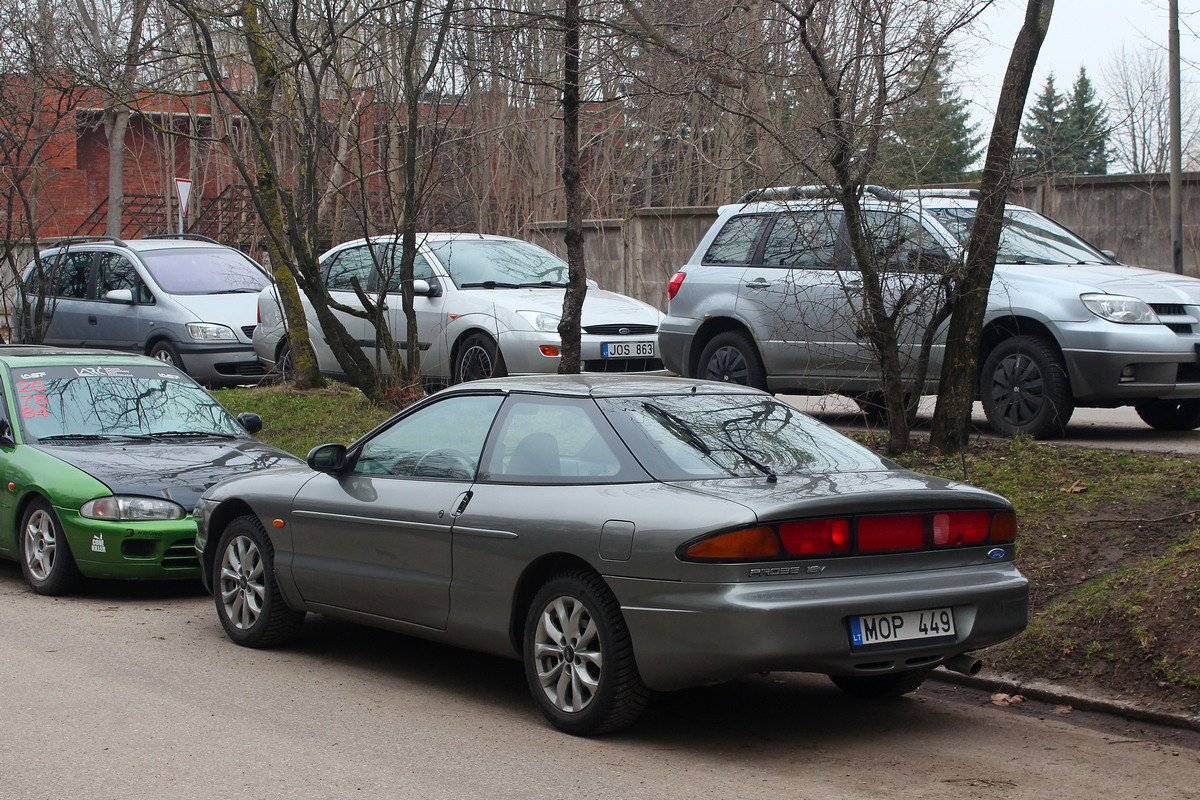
(658, 187), (1200, 438)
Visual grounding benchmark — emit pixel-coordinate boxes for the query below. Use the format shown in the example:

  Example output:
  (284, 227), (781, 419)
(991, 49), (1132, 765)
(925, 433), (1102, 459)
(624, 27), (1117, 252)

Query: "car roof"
(39, 237), (245, 256)
(717, 190), (1031, 217)
(0, 345), (163, 368)
(438, 373), (770, 399)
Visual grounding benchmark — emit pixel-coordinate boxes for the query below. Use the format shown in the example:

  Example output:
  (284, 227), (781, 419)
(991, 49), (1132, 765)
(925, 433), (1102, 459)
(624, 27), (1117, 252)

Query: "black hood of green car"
(32, 438), (302, 512)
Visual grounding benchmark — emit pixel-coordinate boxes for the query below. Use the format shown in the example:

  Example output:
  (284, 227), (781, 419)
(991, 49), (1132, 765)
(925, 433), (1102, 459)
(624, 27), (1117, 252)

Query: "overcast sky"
(952, 0), (1200, 127)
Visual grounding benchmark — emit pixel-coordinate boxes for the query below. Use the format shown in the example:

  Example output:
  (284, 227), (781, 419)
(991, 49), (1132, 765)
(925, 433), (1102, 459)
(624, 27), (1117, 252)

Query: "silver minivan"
(659, 187), (1200, 438)
(17, 236), (271, 386)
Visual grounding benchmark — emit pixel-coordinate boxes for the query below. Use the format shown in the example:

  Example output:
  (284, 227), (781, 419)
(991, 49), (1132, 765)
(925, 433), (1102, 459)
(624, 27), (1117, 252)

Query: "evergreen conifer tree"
(1063, 67), (1108, 174)
(882, 59), (982, 185)
(1020, 69), (1109, 175)
(1020, 72), (1069, 174)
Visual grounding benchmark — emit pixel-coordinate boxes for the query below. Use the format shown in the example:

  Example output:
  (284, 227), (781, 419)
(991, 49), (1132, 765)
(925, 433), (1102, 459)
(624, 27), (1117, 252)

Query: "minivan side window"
(761, 210), (843, 268)
(845, 212), (948, 271)
(54, 252), (93, 299)
(702, 214), (770, 265)
(324, 247), (375, 292)
(98, 254), (152, 303)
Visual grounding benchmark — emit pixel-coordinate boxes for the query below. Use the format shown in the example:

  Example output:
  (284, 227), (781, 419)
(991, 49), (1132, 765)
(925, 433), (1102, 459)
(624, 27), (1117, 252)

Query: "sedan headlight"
(515, 310), (561, 332)
(81, 496), (188, 521)
(186, 322), (237, 341)
(1080, 293), (1160, 324)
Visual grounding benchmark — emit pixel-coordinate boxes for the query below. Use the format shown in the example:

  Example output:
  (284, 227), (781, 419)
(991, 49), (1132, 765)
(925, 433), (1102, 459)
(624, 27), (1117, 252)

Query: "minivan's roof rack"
(142, 233), (222, 244)
(48, 236), (127, 249)
(897, 188), (980, 199)
(737, 185), (902, 203)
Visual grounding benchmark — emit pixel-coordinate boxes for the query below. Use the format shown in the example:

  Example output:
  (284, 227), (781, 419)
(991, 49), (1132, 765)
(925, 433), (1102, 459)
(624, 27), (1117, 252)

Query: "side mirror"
(307, 443), (348, 473)
(415, 278), (443, 298)
(1101, 249), (1117, 260)
(0, 418), (14, 447)
(103, 288), (135, 304)
(236, 412), (262, 434)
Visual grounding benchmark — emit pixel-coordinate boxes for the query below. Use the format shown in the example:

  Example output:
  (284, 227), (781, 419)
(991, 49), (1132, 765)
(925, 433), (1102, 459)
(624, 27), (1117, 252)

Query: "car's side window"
(324, 247), (375, 292)
(760, 210), (843, 269)
(843, 212), (949, 271)
(480, 396), (646, 485)
(374, 243), (434, 292)
(54, 252), (93, 299)
(353, 394), (503, 481)
(97, 254), (152, 303)
(702, 214), (770, 265)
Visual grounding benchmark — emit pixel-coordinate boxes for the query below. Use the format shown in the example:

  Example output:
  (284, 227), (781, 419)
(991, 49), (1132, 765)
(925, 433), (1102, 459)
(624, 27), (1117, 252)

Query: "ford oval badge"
(987, 547), (1005, 560)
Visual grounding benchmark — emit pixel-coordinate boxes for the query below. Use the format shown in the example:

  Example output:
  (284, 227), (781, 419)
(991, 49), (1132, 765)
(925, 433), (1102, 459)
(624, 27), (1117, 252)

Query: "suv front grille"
(1150, 304), (1198, 335)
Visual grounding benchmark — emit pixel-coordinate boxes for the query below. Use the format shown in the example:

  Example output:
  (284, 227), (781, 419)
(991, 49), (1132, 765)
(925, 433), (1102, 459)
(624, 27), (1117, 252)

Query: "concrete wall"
(526, 173), (1200, 310)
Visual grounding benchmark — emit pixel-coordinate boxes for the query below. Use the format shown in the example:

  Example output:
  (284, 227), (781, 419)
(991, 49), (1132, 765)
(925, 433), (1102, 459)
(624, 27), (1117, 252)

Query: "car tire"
(18, 498), (81, 596)
(149, 339), (184, 371)
(214, 515), (305, 648)
(1134, 398), (1200, 431)
(828, 668), (931, 699)
(454, 333), (507, 383)
(979, 335), (1074, 439)
(275, 339), (295, 379)
(524, 570), (650, 736)
(697, 331), (767, 391)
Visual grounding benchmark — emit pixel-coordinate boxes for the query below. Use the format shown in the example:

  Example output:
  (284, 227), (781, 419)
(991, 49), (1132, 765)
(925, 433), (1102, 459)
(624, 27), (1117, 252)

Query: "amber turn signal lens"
(989, 511), (1017, 543)
(539, 345), (560, 357)
(273, 519), (286, 528)
(685, 526), (781, 559)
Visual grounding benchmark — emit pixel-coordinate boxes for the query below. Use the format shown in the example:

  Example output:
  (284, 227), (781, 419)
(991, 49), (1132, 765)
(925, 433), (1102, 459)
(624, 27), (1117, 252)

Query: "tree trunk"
(557, 0), (586, 373)
(929, 0), (1054, 452)
(104, 107), (129, 238)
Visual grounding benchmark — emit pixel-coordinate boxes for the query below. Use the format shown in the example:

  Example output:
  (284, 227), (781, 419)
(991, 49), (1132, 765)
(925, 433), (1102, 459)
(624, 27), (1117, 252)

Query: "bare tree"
(1104, 45), (1200, 174)
(929, 0), (1054, 453)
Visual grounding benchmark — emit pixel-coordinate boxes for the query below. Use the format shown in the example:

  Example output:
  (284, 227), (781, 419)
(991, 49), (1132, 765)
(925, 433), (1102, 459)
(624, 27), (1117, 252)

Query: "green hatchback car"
(0, 346), (298, 594)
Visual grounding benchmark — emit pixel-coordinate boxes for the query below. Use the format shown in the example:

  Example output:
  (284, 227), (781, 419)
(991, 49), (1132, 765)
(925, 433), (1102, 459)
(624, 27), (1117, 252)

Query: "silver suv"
(658, 187), (1200, 438)
(17, 235), (271, 386)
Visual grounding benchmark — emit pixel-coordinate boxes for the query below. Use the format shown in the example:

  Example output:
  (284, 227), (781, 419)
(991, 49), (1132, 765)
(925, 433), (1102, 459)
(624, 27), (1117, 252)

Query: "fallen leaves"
(991, 692), (1027, 706)
(1061, 480), (1087, 493)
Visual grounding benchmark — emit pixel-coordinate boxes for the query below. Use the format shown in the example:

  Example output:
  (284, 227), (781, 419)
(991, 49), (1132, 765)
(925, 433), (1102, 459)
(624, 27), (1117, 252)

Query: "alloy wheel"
(22, 508), (57, 581)
(532, 595), (603, 714)
(219, 534), (266, 631)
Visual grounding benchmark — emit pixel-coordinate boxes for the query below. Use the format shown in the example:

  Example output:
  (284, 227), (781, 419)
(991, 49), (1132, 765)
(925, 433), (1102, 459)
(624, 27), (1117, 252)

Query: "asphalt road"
(2, 561), (1198, 800)
(783, 394), (1200, 455)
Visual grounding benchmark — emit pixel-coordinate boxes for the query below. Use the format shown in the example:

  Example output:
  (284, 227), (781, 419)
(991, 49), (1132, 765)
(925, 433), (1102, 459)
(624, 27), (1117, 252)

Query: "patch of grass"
(212, 382), (395, 457)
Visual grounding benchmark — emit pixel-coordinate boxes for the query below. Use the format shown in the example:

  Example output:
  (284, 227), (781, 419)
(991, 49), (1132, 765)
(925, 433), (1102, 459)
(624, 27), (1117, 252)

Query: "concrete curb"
(931, 669), (1200, 733)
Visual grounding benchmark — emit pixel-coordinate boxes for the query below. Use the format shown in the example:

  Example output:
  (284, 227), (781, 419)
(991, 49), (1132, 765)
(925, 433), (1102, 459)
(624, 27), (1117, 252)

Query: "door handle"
(744, 278), (772, 289)
(451, 490), (473, 517)
(88, 316), (98, 325)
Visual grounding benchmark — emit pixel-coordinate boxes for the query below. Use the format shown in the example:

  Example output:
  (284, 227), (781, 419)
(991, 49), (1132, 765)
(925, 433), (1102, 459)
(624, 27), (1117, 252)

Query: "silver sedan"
(194, 375), (1028, 735)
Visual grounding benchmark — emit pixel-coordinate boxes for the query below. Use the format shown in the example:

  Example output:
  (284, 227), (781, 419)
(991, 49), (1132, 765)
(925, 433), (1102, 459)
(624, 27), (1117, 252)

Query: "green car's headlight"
(81, 496), (188, 521)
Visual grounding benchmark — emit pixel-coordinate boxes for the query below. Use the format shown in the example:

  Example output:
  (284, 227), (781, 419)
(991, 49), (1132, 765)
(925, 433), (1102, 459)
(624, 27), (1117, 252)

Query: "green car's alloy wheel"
(19, 498), (80, 596)
(524, 571), (649, 736)
(215, 516), (304, 648)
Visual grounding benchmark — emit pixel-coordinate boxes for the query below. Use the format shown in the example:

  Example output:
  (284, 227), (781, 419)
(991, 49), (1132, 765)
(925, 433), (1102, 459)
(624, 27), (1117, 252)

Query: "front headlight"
(81, 496), (188, 521)
(1080, 293), (1160, 325)
(515, 310), (561, 332)
(186, 322), (237, 341)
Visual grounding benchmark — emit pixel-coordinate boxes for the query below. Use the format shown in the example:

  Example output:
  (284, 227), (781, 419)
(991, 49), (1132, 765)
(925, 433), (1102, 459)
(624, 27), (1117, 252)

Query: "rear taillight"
(858, 514), (925, 552)
(933, 511), (991, 546)
(680, 510), (1017, 562)
(667, 271), (686, 300)
(779, 518), (849, 555)
(257, 304), (262, 324)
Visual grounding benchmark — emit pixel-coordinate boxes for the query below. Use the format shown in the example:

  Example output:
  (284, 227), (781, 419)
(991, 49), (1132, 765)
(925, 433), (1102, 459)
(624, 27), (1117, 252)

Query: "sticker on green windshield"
(16, 380), (49, 419)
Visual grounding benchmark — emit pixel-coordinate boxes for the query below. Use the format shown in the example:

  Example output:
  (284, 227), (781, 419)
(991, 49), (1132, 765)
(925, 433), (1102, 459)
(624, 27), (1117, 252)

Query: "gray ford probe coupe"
(194, 374), (1028, 735)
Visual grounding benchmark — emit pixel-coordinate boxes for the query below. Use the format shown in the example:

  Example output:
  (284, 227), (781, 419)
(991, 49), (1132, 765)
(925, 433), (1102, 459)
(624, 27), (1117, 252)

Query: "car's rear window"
(137, 247), (270, 294)
(703, 214), (770, 265)
(598, 393), (886, 480)
(8, 364), (244, 441)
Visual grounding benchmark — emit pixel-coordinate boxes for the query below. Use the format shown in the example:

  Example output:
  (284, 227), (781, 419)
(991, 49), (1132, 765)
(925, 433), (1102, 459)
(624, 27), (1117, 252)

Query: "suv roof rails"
(48, 236), (127, 249)
(897, 188), (980, 199)
(142, 233), (222, 244)
(737, 185), (902, 203)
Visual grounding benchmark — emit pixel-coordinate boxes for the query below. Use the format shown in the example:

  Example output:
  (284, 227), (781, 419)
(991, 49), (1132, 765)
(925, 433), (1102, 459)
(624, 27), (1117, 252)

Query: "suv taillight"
(667, 271), (686, 300)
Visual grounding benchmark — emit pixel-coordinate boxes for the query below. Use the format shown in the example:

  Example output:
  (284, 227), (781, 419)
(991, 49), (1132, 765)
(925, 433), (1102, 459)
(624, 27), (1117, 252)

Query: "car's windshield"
(137, 247), (270, 294)
(426, 239), (569, 288)
(10, 365), (245, 441)
(930, 207), (1111, 265)
(598, 393), (886, 480)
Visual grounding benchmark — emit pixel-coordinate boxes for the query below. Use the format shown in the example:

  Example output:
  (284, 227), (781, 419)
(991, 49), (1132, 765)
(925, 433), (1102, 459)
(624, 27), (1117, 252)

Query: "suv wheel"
(697, 331), (767, 391)
(980, 335), (1074, 439)
(1134, 399), (1200, 431)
